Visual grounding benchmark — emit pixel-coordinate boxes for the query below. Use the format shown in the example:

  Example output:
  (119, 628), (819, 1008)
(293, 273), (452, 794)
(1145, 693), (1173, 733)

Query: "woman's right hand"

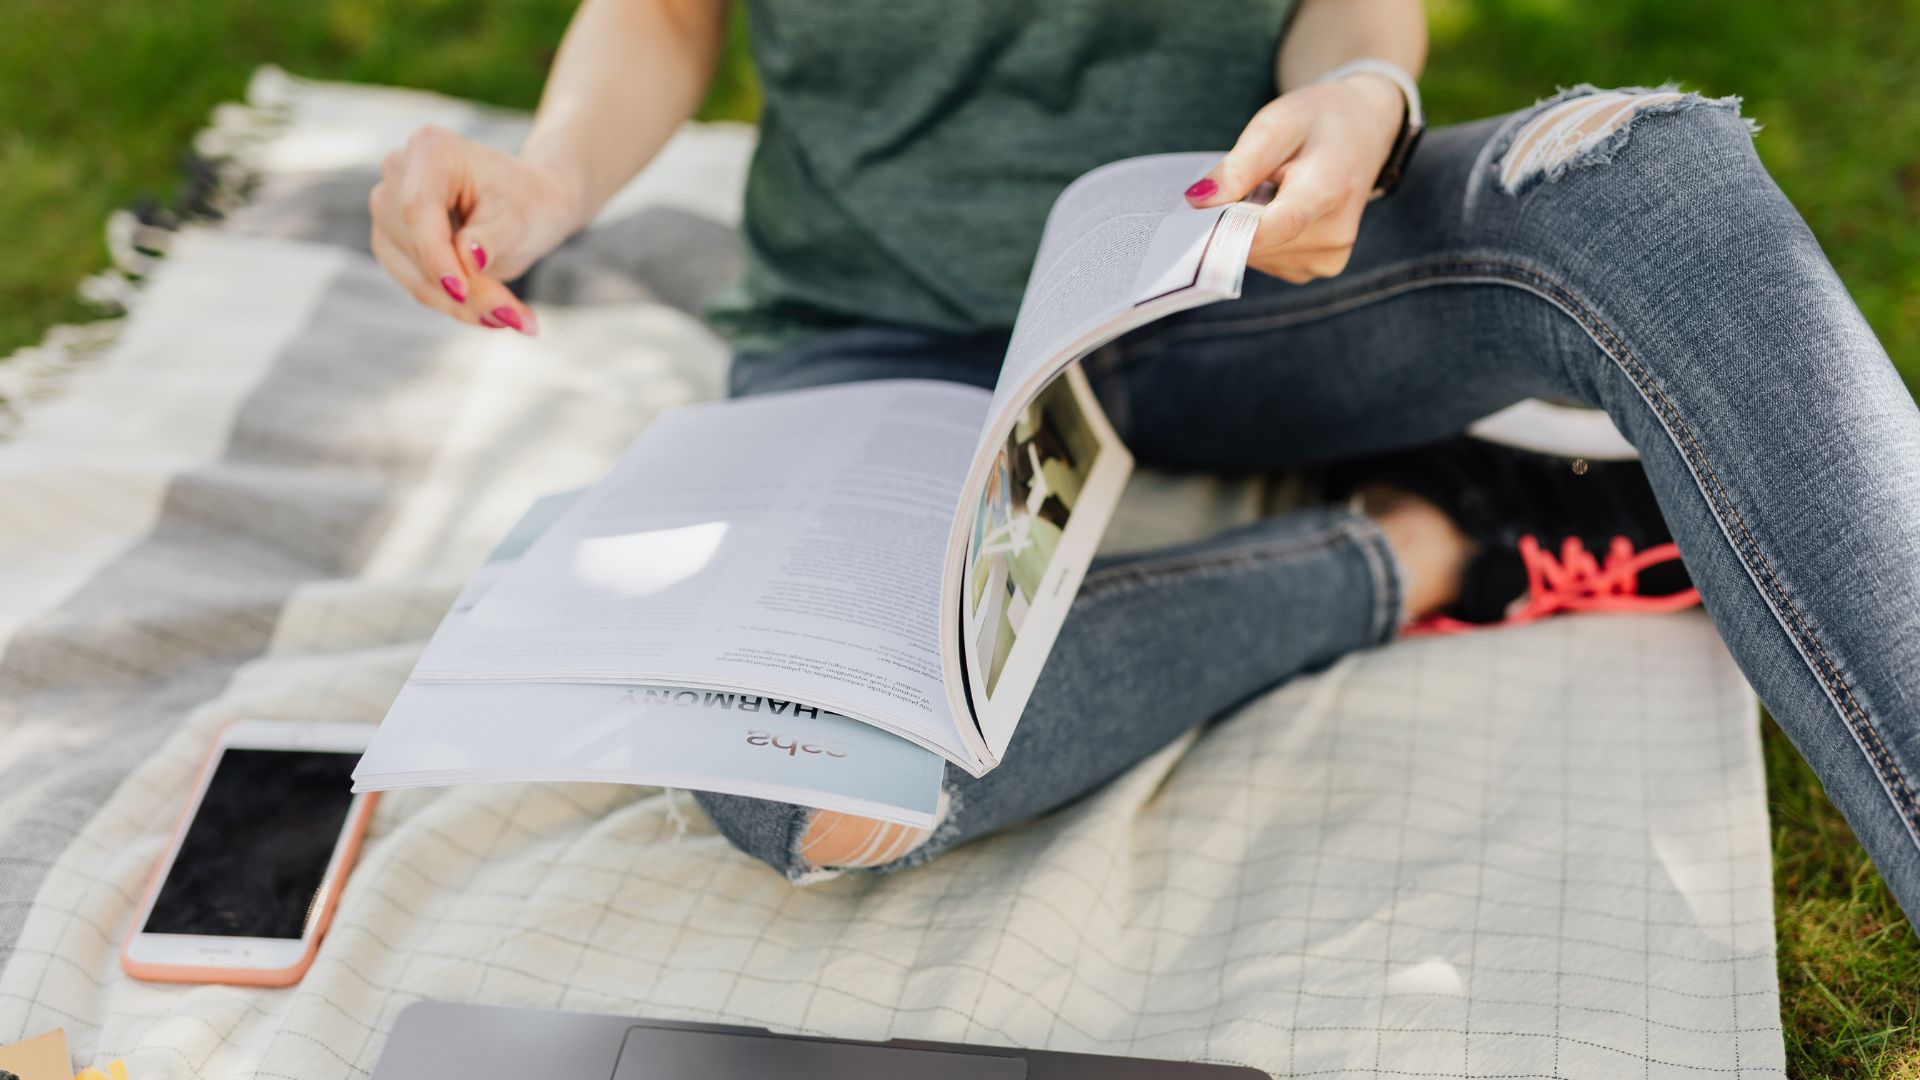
(369, 125), (587, 335)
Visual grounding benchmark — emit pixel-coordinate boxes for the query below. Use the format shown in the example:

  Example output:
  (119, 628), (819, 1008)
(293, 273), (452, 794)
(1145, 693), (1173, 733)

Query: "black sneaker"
(1326, 438), (1699, 632)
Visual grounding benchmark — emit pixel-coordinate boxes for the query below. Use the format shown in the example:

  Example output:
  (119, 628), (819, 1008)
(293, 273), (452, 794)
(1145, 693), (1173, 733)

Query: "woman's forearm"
(521, 0), (730, 227)
(1277, 0), (1427, 90)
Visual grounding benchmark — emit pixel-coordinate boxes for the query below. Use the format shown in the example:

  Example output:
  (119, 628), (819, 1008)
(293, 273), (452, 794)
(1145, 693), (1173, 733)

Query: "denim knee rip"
(785, 783), (958, 884)
(1491, 84), (1758, 196)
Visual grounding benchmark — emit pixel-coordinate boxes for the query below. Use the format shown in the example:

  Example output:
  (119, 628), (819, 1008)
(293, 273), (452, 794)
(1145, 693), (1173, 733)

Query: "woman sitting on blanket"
(369, 0), (1920, 924)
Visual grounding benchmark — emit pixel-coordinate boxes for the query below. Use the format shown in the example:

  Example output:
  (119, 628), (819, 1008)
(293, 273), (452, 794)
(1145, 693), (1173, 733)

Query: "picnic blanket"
(0, 68), (1786, 1078)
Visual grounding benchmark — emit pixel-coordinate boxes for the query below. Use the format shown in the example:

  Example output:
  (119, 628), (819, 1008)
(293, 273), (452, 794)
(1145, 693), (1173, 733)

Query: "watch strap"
(1316, 59), (1424, 197)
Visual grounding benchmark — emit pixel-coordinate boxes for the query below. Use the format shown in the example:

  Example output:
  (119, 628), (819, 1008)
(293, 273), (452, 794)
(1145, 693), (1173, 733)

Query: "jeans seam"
(1349, 516), (1405, 644)
(1418, 257), (1920, 851)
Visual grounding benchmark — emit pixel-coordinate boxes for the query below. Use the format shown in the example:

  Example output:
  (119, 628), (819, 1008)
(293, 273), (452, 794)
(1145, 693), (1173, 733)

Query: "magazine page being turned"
(940, 152), (1264, 768)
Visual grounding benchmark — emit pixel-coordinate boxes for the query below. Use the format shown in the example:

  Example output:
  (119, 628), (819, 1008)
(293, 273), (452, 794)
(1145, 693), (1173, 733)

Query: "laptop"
(374, 1001), (1268, 1079)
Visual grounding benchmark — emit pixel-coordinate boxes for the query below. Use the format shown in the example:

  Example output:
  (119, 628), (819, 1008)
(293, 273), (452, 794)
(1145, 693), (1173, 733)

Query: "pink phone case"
(120, 730), (379, 987)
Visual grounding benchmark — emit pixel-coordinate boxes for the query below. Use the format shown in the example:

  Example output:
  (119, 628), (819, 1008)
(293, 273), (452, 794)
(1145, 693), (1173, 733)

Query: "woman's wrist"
(1334, 70), (1409, 133)
(1317, 59), (1424, 192)
(519, 136), (596, 235)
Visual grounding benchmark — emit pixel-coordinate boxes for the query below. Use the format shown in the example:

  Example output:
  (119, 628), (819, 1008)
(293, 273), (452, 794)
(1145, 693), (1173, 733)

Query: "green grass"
(3, 0), (1918, 1074)
(1767, 715), (1920, 1077)
(0, 0), (759, 357)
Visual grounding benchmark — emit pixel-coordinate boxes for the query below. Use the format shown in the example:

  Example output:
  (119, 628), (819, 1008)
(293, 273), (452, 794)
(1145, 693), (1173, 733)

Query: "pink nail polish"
(491, 306), (524, 332)
(440, 275), (466, 304)
(1184, 178), (1219, 201)
(479, 315), (503, 328)
(470, 242), (488, 271)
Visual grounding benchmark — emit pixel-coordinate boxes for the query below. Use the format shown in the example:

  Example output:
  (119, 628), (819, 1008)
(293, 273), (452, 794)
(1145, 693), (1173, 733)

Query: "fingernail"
(491, 306), (525, 332)
(470, 242), (488, 271)
(439, 275), (466, 303)
(479, 315), (503, 329)
(1184, 178), (1219, 201)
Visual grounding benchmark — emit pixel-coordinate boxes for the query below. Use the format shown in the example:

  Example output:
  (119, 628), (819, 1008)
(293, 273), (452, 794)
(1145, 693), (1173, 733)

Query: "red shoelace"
(1411, 534), (1702, 636)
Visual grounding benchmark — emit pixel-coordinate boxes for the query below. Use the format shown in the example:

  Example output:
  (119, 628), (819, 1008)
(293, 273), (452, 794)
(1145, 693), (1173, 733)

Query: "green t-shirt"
(718, 0), (1295, 348)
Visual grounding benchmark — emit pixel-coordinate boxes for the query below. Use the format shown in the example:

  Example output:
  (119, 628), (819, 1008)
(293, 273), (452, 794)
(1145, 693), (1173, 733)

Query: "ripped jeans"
(695, 87), (1920, 929)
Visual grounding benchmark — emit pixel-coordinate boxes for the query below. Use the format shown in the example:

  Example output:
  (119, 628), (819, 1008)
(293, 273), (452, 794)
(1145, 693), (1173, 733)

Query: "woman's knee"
(692, 788), (942, 882)
(1492, 84), (1759, 196)
(798, 811), (933, 870)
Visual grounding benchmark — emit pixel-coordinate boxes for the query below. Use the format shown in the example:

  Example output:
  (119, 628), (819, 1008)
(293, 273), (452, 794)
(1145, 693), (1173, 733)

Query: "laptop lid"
(372, 1002), (1269, 1079)
(611, 1024), (1024, 1079)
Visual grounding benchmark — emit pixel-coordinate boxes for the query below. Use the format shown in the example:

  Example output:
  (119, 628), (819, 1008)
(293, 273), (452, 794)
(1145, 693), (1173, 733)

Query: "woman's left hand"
(1184, 74), (1407, 284)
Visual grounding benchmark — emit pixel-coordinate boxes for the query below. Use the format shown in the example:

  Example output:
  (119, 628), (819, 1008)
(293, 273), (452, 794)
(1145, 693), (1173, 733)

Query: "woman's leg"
(699, 503), (1411, 877)
(1095, 87), (1920, 925)
(699, 326), (1470, 879)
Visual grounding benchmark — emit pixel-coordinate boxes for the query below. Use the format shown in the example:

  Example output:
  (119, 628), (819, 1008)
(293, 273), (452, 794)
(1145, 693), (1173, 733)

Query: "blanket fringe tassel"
(0, 65), (296, 439)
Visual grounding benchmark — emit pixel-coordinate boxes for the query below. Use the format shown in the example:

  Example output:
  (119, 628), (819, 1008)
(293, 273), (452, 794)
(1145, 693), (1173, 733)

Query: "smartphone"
(121, 720), (378, 986)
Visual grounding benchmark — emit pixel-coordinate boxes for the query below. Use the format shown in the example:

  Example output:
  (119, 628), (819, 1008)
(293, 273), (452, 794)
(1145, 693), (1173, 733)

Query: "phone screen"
(143, 748), (359, 939)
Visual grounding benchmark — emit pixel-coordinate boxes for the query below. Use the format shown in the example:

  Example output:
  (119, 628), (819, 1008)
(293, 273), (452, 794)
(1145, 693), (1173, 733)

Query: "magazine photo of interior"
(966, 373), (1104, 698)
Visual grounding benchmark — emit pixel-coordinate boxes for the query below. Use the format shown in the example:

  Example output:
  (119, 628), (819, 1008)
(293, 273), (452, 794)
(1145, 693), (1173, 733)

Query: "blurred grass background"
(2, 0), (1916, 1074)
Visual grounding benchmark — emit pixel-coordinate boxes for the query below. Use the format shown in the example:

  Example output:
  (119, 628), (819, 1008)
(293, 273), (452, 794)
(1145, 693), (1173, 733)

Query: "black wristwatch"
(1318, 59), (1425, 198)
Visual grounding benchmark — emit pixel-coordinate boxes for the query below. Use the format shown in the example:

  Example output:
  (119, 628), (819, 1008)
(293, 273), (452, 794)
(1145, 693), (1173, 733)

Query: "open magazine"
(354, 152), (1263, 822)
(358, 490), (950, 825)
